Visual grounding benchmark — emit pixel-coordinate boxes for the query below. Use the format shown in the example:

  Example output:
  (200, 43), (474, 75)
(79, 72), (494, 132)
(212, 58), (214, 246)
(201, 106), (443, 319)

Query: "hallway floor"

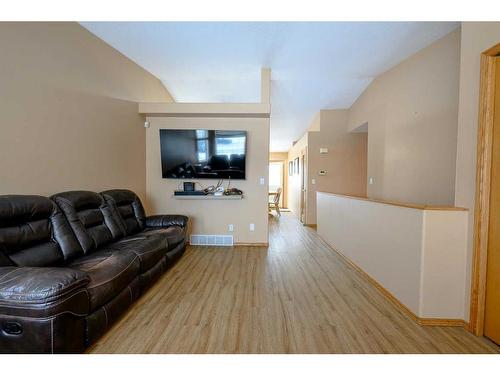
(89, 213), (499, 353)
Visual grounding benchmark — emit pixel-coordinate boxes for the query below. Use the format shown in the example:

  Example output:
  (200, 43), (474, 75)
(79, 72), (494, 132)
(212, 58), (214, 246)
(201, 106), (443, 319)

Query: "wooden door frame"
(299, 148), (307, 224)
(469, 43), (500, 335)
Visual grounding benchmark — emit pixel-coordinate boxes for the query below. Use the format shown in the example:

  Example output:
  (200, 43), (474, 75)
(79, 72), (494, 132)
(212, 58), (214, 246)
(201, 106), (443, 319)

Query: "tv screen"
(159, 129), (247, 179)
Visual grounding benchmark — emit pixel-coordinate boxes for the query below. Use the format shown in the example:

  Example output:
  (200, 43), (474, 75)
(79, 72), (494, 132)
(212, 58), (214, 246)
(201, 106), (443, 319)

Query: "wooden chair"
(268, 187), (282, 217)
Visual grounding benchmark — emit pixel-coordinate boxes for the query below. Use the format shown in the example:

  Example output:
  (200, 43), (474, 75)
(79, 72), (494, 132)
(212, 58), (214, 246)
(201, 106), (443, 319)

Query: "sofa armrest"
(0, 267), (90, 318)
(145, 214), (188, 229)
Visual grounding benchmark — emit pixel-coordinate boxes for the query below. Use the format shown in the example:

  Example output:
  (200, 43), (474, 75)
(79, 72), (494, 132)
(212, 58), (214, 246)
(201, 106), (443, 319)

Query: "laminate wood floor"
(88, 213), (500, 353)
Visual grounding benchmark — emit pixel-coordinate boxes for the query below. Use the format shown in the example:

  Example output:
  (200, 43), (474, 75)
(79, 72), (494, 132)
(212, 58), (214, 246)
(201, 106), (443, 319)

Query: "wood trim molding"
(329, 241), (467, 328)
(187, 241), (269, 247)
(317, 191), (468, 212)
(139, 102), (271, 117)
(484, 43), (500, 57)
(469, 43), (500, 335)
(234, 242), (269, 247)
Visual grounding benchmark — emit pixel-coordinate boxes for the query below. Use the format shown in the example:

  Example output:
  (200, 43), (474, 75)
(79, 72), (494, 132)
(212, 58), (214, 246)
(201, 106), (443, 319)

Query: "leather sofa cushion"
(101, 189), (146, 236)
(0, 267), (90, 318)
(103, 235), (167, 273)
(142, 215), (187, 251)
(144, 227), (185, 251)
(145, 215), (188, 229)
(100, 191), (188, 251)
(0, 195), (82, 266)
(126, 226), (184, 253)
(52, 191), (126, 254)
(0, 267), (89, 304)
(69, 250), (139, 311)
(85, 277), (141, 346)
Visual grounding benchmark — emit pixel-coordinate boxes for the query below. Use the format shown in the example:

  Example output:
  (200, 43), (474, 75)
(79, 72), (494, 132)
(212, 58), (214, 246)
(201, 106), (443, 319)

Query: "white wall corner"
(261, 68), (271, 105)
(418, 211), (428, 318)
(419, 210), (469, 319)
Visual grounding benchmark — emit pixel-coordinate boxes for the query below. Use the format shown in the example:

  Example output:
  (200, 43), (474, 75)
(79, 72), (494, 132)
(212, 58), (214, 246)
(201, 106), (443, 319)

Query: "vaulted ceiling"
(81, 22), (459, 151)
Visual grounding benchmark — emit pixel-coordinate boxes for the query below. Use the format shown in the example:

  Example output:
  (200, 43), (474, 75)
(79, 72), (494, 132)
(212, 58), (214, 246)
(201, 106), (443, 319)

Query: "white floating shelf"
(172, 194), (244, 200)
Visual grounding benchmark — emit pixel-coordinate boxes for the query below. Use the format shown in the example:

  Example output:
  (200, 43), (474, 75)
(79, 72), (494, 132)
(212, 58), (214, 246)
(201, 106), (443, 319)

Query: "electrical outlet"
(228, 224), (234, 232)
(311, 178), (316, 185)
(249, 223), (255, 231)
(259, 177), (265, 185)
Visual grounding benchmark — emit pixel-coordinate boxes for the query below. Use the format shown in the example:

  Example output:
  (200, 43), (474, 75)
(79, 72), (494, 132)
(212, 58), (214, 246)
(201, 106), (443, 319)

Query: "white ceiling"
(81, 22), (459, 151)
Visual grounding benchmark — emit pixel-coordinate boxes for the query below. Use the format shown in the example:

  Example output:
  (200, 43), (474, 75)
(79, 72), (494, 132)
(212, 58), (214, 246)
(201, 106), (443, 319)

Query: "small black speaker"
(183, 182), (195, 192)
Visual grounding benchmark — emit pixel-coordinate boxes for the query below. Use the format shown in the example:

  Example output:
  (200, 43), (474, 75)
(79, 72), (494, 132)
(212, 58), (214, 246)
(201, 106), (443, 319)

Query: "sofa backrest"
(101, 189), (145, 236)
(0, 195), (82, 266)
(52, 191), (125, 253)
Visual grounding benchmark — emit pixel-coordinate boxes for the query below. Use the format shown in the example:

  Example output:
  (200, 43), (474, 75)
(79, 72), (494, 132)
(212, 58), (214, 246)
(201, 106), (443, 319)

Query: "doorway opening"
(269, 161), (284, 208)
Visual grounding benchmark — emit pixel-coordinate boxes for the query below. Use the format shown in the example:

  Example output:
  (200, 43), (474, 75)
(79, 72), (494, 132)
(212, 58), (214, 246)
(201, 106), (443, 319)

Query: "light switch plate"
(259, 177), (265, 185)
(369, 177), (374, 185)
(319, 148), (328, 154)
(249, 223), (255, 231)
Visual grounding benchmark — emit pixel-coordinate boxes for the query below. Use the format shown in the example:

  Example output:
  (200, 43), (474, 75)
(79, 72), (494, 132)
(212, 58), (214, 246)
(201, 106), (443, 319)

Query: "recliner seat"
(0, 195), (91, 353)
(0, 190), (188, 353)
(101, 189), (188, 263)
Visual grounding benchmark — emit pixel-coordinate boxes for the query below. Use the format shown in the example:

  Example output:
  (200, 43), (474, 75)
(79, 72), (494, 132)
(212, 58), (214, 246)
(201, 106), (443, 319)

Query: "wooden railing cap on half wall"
(317, 191), (468, 212)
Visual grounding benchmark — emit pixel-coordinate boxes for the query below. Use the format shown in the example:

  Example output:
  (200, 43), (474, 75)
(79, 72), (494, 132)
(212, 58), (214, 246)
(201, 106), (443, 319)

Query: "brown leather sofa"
(0, 189), (188, 353)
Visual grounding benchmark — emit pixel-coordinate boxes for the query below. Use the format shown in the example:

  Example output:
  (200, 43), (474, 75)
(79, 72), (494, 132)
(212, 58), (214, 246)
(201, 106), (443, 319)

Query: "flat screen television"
(159, 129), (247, 179)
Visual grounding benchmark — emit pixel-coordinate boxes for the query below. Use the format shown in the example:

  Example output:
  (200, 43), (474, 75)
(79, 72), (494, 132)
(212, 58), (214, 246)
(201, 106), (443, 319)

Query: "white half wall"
(317, 192), (468, 320)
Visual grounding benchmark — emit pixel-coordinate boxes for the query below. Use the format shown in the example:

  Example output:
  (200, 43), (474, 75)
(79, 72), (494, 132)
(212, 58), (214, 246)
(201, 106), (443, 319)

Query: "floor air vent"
(190, 234), (234, 246)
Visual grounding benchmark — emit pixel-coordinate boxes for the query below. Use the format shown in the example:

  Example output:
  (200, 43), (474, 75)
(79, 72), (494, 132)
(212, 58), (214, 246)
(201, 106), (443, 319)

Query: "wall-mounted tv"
(159, 129), (247, 179)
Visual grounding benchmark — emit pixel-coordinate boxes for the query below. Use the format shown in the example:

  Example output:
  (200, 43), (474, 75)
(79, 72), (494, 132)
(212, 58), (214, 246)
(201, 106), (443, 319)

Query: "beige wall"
(269, 152), (288, 160)
(307, 110), (367, 224)
(287, 110), (367, 225)
(454, 22), (500, 320)
(348, 29), (461, 206)
(307, 112), (321, 132)
(0, 22), (172, 201)
(146, 117), (270, 244)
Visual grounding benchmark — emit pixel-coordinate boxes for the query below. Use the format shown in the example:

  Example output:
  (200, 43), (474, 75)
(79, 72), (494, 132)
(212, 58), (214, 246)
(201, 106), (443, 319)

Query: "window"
(215, 130), (246, 157)
(196, 130), (209, 162)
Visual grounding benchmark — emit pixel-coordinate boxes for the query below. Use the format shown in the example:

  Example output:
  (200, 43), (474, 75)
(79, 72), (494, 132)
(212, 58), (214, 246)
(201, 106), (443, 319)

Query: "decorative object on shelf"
(202, 179), (224, 195)
(174, 178), (243, 198)
(224, 187), (243, 196)
(183, 181), (195, 192)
